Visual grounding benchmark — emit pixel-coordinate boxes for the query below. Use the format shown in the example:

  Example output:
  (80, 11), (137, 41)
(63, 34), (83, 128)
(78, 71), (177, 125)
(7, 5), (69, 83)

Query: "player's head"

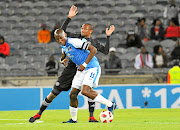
(109, 47), (116, 56)
(81, 23), (93, 38)
(141, 46), (147, 54)
(0, 35), (4, 44)
(54, 28), (67, 46)
(41, 23), (47, 30)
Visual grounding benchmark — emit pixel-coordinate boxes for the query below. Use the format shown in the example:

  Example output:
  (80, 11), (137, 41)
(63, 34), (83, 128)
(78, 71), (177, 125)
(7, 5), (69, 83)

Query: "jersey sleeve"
(68, 38), (90, 50)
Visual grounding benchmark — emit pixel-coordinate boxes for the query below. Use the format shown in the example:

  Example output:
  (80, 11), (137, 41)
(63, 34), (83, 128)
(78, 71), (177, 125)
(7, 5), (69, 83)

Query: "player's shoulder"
(68, 37), (82, 44)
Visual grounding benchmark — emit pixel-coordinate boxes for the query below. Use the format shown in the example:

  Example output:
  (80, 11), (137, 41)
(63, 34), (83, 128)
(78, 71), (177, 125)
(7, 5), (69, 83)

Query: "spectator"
(150, 18), (165, 41)
(153, 45), (168, 68)
(135, 17), (150, 42)
(126, 31), (143, 48)
(0, 35), (10, 58)
(45, 55), (59, 76)
(171, 40), (180, 65)
(163, 0), (179, 26)
(134, 46), (153, 69)
(104, 47), (122, 74)
(37, 23), (51, 44)
(51, 23), (61, 42)
(164, 18), (180, 41)
(167, 62), (180, 84)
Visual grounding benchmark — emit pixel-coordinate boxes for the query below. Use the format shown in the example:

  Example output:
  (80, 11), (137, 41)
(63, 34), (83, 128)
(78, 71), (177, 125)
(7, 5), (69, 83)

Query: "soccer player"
(54, 28), (116, 123)
(29, 5), (115, 123)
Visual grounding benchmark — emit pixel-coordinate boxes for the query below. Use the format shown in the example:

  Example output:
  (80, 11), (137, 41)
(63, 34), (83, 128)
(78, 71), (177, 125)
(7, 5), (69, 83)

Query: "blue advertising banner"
(0, 84), (180, 110)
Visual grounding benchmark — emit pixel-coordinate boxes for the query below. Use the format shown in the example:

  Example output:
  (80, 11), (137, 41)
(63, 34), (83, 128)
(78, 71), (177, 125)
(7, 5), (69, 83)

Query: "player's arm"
(78, 44), (97, 71)
(60, 51), (68, 66)
(61, 5), (78, 32)
(93, 25), (115, 55)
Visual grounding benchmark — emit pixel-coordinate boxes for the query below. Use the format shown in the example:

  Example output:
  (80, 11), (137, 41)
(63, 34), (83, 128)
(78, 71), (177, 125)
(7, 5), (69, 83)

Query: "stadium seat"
(142, 0), (156, 5)
(5, 56), (18, 66)
(33, 1), (48, 9)
(59, 0), (73, 8)
(135, 5), (149, 14)
(116, 47), (128, 54)
(129, 13), (144, 20)
(145, 46), (154, 54)
(10, 63), (25, 72)
(6, 16), (20, 24)
(12, 8), (27, 17)
(18, 57), (32, 65)
(114, 1), (130, 7)
(156, 0), (168, 5)
(0, 64), (10, 72)
(39, 49), (51, 56)
(0, 2), (7, 9)
(127, 47), (140, 54)
(74, 1), (86, 8)
(89, 0), (101, 7)
(0, 8), (13, 16)
(109, 6), (122, 14)
(34, 15), (48, 23)
(160, 39), (176, 48)
(47, 1), (59, 9)
(120, 52), (136, 61)
(149, 4), (164, 14)
(121, 5), (137, 14)
(25, 64), (37, 71)
(145, 40), (160, 48)
(40, 8), (54, 16)
(25, 50), (40, 57)
(20, 1), (34, 9)
(26, 8), (40, 16)
(7, 1), (20, 9)
(11, 50), (23, 57)
(95, 6), (109, 15)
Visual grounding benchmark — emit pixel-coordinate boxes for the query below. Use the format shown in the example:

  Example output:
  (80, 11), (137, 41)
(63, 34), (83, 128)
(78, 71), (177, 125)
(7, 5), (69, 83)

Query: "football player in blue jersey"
(29, 5), (115, 123)
(54, 28), (116, 123)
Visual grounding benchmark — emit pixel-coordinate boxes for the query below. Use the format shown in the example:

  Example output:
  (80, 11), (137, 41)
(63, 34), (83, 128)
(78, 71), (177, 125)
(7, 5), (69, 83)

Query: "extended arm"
(61, 5), (78, 32)
(78, 44), (97, 71)
(93, 25), (115, 55)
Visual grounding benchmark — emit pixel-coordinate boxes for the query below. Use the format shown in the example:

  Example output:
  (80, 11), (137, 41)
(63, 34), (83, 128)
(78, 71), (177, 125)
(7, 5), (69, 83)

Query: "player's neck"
(84, 35), (91, 38)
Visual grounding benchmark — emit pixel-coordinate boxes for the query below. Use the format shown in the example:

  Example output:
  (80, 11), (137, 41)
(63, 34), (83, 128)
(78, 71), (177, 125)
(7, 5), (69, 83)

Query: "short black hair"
(82, 23), (93, 30)
(0, 35), (4, 41)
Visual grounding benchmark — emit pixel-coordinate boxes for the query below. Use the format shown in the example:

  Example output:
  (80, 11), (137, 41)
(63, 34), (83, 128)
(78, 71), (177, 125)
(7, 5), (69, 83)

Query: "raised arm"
(61, 5), (78, 31)
(92, 25), (115, 55)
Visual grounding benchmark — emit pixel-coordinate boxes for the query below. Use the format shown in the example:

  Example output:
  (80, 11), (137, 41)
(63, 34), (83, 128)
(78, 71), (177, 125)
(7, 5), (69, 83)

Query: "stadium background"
(0, 0), (180, 110)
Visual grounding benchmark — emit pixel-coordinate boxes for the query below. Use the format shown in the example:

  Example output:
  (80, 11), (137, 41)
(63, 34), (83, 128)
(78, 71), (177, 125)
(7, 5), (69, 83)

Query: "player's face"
(81, 24), (93, 38)
(55, 35), (66, 46)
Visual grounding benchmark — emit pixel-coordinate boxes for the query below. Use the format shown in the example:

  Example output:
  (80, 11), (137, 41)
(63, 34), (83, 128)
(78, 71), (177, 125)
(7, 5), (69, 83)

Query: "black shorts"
(52, 61), (77, 95)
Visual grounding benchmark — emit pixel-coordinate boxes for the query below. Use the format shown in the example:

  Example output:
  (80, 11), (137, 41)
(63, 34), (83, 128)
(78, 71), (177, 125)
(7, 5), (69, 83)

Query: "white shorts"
(71, 66), (101, 90)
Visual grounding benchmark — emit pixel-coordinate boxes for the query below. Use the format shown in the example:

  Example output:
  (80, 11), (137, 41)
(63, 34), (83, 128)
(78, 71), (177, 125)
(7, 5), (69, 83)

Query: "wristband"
(60, 59), (65, 64)
(82, 62), (87, 68)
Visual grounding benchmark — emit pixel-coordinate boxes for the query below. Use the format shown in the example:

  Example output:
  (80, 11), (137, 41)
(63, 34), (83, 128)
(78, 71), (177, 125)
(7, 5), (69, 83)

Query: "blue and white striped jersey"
(61, 38), (99, 70)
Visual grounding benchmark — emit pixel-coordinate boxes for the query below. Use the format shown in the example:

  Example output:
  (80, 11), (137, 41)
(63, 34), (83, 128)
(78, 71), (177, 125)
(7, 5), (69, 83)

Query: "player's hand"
(61, 59), (68, 67)
(78, 64), (85, 71)
(106, 25), (115, 36)
(68, 5), (78, 19)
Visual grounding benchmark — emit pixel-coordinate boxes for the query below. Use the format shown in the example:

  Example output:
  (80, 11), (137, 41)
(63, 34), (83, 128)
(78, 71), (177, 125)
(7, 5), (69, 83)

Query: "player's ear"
(65, 33), (67, 37)
(90, 30), (93, 34)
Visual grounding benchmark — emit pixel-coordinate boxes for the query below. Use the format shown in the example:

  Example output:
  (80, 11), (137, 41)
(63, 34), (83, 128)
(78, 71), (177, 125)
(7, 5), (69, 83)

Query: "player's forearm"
(60, 53), (66, 61)
(85, 47), (97, 64)
(104, 36), (110, 54)
(61, 17), (71, 31)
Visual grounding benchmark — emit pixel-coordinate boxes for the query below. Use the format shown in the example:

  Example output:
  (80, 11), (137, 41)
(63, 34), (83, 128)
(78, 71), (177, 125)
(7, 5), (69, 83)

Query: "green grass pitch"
(0, 109), (180, 130)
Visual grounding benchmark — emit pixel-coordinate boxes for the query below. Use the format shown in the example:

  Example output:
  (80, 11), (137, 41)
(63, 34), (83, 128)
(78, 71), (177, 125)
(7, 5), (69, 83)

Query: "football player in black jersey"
(29, 5), (115, 123)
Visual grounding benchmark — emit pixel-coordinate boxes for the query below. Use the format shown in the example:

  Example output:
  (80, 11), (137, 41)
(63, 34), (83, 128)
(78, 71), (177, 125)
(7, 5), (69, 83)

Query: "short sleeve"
(68, 38), (90, 50)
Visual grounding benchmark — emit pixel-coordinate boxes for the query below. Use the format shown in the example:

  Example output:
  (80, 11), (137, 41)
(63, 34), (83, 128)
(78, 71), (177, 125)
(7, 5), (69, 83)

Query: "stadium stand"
(0, 0), (178, 78)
